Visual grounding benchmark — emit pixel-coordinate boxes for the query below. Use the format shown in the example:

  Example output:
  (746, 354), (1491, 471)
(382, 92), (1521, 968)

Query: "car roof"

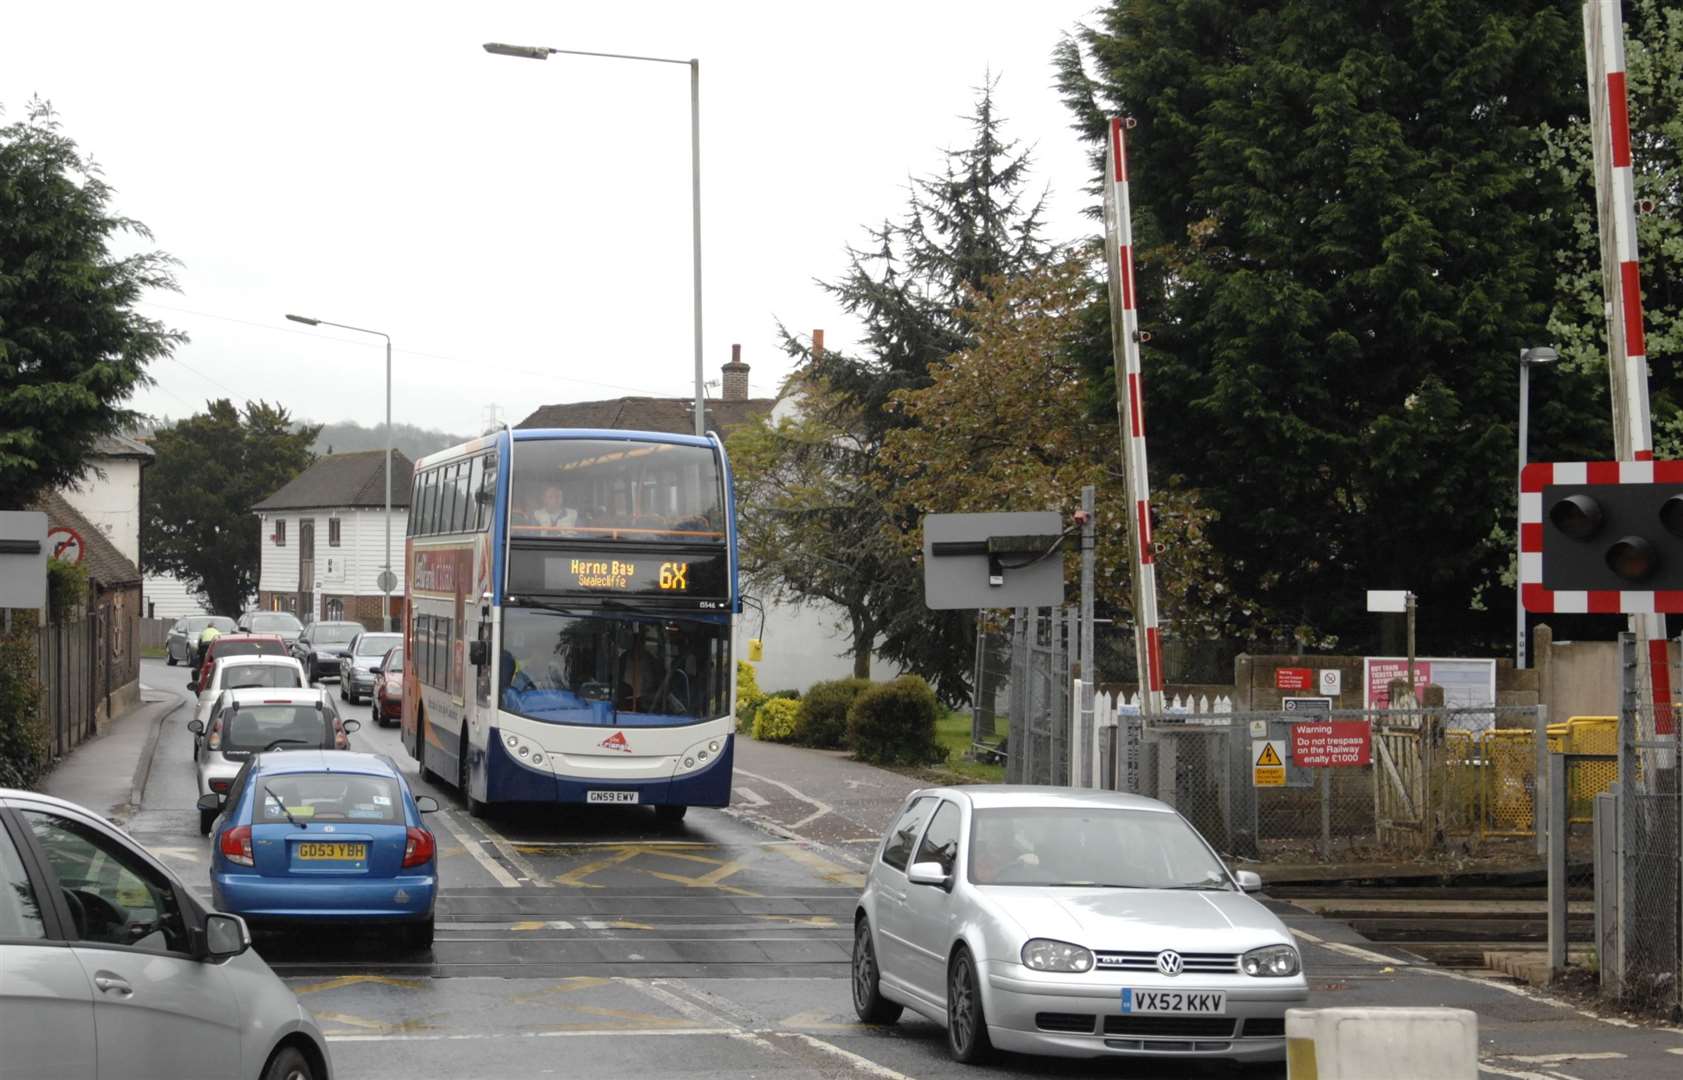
(222, 686), (328, 704)
(211, 633), (286, 645)
(0, 787), (117, 820)
(214, 654), (301, 667)
(253, 750), (400, 778)
(914, 785), (1175, 813)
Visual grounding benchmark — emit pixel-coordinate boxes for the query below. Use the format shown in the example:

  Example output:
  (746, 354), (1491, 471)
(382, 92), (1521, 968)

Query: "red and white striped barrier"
(1103, 117), (1165, 712)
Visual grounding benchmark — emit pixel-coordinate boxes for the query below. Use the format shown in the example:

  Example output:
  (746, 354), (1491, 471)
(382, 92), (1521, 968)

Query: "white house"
(57, 433), (207, 621)
(253, 449), (412, 630)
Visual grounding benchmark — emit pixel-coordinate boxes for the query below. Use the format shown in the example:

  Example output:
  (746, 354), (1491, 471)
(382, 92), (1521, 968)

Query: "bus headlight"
(500, 731), (551, 771)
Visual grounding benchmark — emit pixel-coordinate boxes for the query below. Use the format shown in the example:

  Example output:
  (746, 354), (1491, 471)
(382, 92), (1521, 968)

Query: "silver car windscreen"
(968, 807), (1232, 890)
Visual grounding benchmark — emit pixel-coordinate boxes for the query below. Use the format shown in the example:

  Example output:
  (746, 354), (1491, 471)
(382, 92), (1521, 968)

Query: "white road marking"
(1499, 1053), (1625, 1065)
(735, 767), (834, 830)
(462, 813), (552, 887)
(1291, 927), (1410, 966)
(780, 1032), (917, 1079)
(431, 811), (520, 888)
(619, 977), (735, 1028)
(734, 786), (769, 807)
(327, 1026), (736, 1043)
(1480, 1066), (1574, 1080)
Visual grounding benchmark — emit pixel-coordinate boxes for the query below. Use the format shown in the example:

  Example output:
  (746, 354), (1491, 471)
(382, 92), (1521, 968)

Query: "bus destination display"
(508, 546), (727, 604)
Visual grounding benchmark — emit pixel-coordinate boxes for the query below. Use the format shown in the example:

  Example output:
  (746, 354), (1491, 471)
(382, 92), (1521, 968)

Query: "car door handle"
(93, 972), (133, 996)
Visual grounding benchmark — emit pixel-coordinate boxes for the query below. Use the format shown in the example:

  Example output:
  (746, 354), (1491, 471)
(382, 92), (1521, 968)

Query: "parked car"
(0, 787), (333, 1080)
(370, 645), (404, 727)
(201, 751), (439, 950)
(241, 611), (304, 646)
(339, 632), (401, 705)
(291, 621), (363, 684)
(851, 786), (1306, 1065)
(192, 634), (289, 694)
(165, 615), (236, 666)
(191, 688), (357, 834)
(188, 655), (308, 760)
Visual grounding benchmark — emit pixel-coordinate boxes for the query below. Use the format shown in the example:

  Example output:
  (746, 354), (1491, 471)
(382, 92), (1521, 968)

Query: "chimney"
(721, 343), (750, 402)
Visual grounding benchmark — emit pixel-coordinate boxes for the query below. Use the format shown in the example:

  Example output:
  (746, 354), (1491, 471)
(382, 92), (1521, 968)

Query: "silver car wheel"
(949, 955), (976, 1049)
(852, 924), (875, 1010)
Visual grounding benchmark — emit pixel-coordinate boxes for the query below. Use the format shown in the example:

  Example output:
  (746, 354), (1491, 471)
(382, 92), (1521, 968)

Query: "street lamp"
(483, 40), (706, 438)
(286, 313), (396, 632)
(1516, 345), (1558, 668)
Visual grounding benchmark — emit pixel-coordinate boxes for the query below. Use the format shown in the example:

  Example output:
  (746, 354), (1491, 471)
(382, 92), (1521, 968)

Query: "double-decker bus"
(400, 427), (737, 822)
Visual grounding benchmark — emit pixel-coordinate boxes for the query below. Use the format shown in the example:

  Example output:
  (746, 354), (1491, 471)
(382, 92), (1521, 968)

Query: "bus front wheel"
(655, 805), (688, 825)
(460, 727), (487, 818)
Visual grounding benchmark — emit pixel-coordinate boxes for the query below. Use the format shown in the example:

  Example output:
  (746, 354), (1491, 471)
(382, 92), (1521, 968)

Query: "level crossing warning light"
(1521, 460), (1683, 612)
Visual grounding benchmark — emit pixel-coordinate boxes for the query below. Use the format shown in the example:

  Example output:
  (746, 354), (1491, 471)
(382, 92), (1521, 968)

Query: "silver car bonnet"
(978, 886), (1292, 950)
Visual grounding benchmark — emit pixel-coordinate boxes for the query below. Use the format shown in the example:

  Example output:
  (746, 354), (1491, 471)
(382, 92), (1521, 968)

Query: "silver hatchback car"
(852, 787), (1307, 1064)
(0, 789), (332, 1079)
(191, 688), (358, 834)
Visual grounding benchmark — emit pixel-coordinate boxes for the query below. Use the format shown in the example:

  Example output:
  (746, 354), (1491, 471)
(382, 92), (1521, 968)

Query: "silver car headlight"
(1021, 938), (1093, 973)
(1241, 944), (1300, 977)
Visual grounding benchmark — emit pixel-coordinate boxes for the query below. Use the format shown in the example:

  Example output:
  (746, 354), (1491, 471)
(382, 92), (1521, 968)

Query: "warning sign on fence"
(1252, 740), (1286, 786)
(1290, 720), (1372, 767)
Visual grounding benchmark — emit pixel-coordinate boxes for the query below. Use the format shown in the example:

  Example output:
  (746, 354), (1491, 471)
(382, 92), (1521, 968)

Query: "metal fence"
(1082, 700), (1548, 861)
(1615, 700), (1680, 1013)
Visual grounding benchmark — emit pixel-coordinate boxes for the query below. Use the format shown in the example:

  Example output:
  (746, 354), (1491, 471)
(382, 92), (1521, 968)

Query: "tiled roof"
(251, 450), (414, 512)
(91, 433), (156, 461)
(516, 396), (775, 436)
(29, 491), (142, 587)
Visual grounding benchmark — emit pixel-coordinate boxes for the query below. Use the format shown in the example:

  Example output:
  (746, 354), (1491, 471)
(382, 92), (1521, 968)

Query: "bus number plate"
(587, 791), (639, 804)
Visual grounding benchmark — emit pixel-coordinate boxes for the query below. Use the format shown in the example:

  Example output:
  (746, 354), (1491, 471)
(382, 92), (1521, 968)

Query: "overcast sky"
(4, 0), (1106, 435)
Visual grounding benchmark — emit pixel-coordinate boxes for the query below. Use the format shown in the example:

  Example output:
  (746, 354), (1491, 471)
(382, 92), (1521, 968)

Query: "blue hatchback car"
(201, 750), (439, 950)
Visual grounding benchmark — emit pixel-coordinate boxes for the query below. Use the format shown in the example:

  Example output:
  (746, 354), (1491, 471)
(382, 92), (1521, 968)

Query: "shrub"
(847, 675), (943, 767)
(752, 696), (801, 743)
(794, 677), (871, 749)
(0, 627), (47, 789)
(47, 559), (88, 619)
(735, 660), (765, 732)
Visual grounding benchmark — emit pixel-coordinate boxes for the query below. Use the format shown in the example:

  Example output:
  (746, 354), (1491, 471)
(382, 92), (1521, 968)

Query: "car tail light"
(402, 827), (435, 869)
(209, 777), (231, 793)
(220, 825), (254, 867)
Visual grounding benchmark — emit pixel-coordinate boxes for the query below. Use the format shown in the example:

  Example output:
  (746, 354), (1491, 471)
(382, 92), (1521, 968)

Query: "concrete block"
(1286, 1007), (1478, 1079)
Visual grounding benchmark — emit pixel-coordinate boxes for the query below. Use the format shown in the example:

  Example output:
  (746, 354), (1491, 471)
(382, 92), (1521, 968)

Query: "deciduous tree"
(143, 400), (320, 615)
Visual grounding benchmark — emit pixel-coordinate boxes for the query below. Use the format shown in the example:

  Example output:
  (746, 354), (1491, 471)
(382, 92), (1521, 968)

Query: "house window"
(325, 598), (344, 621)
(328, 519), (341, 547)
(274, 519), (286, 547)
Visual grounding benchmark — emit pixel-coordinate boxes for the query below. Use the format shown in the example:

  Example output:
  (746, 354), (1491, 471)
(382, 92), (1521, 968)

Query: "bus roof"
(415, 428), (717, 472)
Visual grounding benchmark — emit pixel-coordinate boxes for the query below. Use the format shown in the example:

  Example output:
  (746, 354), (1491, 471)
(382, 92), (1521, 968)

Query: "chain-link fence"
(1614, 702), (1681, 1014)
(1098, 704), (1547, 862)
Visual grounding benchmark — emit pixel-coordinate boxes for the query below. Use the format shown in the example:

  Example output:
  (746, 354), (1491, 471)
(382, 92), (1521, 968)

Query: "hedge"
(0, 627), (47, 789)
(794, 677), (870, 749)
(847, 675), (943, 766)
(735, 660), (765, 732)
(752, 696), (801, 743)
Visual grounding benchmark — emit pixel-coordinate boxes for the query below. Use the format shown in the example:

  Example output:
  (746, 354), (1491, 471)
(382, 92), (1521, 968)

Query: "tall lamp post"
(285, 314), (395, 632)
(483, 41), (706, 438)
(1517, 346), (1558, 667)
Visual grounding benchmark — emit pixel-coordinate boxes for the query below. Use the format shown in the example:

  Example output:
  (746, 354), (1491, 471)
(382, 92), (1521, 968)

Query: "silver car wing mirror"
(907, 861), (951, 888)
(1234, 870), (1263, 893)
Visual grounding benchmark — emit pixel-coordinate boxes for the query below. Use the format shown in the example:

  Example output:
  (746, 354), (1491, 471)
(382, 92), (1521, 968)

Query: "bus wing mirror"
(469, 640), (490, 667)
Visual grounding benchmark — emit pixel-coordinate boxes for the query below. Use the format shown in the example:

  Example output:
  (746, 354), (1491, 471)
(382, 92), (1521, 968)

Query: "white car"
(0, 788), (332, 1079)
(189, 655), (308, 760)
(852, 786), (1307, 1064)
(190, 687), (358, 834)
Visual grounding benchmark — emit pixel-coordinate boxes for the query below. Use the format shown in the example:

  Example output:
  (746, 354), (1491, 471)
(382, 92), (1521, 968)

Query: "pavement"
(25, 657), (1683, 1079)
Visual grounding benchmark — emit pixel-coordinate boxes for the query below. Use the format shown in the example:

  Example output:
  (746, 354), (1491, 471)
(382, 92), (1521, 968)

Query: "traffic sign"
(47, 526), (85, 565)
(377, 569), (398, 594)
(1291, 720), (1372, 767)
(1274, 667), (1312, 690)
(1318, 669), (1342, 696)
(1252, 740), (1286, 787)
(1521, 460), (1683, 612)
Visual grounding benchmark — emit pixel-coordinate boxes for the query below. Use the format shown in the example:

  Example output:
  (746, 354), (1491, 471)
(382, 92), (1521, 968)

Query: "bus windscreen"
(509, 440), (724, 543)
